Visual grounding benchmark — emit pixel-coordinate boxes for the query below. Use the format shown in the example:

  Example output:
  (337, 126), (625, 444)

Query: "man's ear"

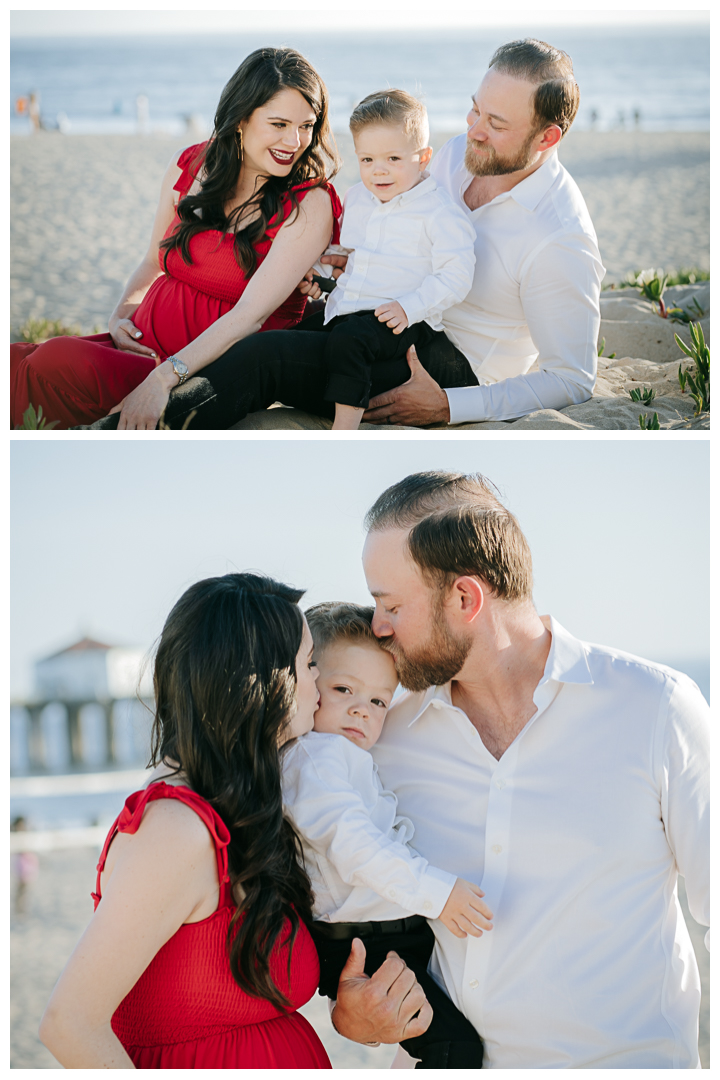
(536, 124), (562, 153)
(419, 145), (433, 168)
(451, 576), (485, 623)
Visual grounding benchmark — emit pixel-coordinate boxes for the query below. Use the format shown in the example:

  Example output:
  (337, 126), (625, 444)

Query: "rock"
(598, 282), (709, 364)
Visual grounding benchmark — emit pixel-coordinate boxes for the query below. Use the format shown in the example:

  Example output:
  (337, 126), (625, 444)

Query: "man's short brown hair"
(349, 89), (430, 149)
(304, 601), (377, 657)
(364, 471), (533, 602)
(489, 38), (580, 136)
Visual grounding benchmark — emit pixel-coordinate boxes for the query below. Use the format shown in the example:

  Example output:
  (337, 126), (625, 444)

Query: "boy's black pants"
(320, 310), (440, 409)
(311, 915), (483, 1070)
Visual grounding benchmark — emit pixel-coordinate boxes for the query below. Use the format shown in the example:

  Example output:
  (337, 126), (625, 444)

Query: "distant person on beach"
(40, 573), (333, 1068)
(327, 471), (709, 1067)
(11, 816), (40, 915)
(10, 47), (341, 429)
(28, 91), (42, 133)
(284, 602), (488, 1067)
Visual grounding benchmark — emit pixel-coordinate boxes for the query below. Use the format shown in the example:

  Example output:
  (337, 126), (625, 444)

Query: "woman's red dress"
(10, 143), (341, 428)
(93, 782), (332, 1069)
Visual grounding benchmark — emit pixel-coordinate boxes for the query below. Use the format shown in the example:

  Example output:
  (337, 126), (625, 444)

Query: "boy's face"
(313, 640), (399, 750)
(353, 123), (432, 203)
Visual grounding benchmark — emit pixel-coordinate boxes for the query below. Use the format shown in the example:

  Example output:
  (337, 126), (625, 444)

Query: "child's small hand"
(438, 878), (494, 939)
(298, 268), (323, 299)
(375, 301), (409, 335)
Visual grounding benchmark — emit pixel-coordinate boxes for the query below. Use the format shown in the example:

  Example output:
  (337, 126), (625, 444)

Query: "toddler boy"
(282, 602), (490, 1068)
(310, 90), (476, 429)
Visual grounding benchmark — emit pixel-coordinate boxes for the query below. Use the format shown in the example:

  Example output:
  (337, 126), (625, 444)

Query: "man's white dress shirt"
(372, 617), (709, 1069)
(282, 731), (455, 922)
(324, 176), (476, 330)
(429, 136), (606, 424)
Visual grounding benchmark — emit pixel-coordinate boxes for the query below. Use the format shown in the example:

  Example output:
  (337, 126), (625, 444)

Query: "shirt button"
(469, 979), (479, 989)
(495, 779), (504, 789)
(423, 900), (433, 911)
(389, 888), (397, 898)
(492, 844), (502, 854)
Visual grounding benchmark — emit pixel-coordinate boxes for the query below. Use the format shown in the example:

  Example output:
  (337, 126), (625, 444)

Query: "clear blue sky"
(9, 6), (709, 36)
(10, 439), (708, 698)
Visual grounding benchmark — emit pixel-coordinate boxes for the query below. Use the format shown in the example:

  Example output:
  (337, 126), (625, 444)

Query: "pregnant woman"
(39, 572), (332, 1068)
(11, 47), (341, 429)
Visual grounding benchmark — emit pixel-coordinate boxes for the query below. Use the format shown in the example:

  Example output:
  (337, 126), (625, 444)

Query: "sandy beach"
(10, 843), (709, 1068)
(10, 129), (709, 338)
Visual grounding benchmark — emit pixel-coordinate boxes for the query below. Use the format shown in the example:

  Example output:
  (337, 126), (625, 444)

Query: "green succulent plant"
(597, 337), (616, 359)
(15, 403), (59, 430)
(629, 386), (656, 405)
(675, 323), (710, 416)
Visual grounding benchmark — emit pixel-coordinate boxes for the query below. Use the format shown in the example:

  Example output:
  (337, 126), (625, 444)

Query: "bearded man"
(331, 471), (709, 1068)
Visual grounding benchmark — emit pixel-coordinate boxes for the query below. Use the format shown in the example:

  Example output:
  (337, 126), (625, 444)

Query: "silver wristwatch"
(166, 355), (190, 386)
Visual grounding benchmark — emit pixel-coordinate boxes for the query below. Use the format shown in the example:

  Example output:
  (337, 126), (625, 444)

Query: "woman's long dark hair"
(150, 571), (314, 1009)
(160, 47), (339, 277)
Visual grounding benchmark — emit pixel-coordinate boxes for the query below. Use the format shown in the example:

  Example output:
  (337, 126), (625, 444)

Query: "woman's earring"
(236, 130), (243, 162)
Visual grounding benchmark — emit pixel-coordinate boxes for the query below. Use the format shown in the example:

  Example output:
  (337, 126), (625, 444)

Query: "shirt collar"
(507, 151), (561, 211)
(406, 614), (593, 728)
(459, 150), (560, 214)
(538, 615), (594, 687)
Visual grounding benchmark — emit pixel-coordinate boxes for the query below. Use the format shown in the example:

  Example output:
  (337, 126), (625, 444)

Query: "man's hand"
(319, 252), (348, 277)
(439, 879), (494, 939)
(364, 345), (451, 427)
(375, 301), (409, 335)
(332, 938), (432, 1045)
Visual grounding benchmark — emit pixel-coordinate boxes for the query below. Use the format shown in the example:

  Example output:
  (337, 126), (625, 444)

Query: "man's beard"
(464, 129), (538, 177)
(379, 599), (472, 692)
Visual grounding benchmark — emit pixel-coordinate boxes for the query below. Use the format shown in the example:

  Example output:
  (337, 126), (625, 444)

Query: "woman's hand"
(109, 315), (159, 360)
(110, 363), (177, 430)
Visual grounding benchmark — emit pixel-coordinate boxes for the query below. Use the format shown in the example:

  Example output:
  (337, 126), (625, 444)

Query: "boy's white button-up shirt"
(372, 618), (709, 1069)
(282, 731), (455, 923)
(324, 176), (476, 330)
(429, 135), (606, 424)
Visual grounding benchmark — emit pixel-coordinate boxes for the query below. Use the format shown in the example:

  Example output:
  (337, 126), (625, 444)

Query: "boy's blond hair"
(349, 89), (429, 150)
(304, 601), (379, 658)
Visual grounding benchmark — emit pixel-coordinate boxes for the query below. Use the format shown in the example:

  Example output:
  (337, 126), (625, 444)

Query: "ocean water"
(10, 26), (709, 137)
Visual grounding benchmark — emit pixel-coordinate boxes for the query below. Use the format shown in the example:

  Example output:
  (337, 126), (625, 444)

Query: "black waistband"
(311, 914), (427, 940)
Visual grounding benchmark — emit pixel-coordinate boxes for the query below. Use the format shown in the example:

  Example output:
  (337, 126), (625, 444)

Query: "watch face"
(174, 359), (189, 376)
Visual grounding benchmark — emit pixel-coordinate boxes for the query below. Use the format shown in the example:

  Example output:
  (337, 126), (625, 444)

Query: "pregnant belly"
(133, 277), (232, 360)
